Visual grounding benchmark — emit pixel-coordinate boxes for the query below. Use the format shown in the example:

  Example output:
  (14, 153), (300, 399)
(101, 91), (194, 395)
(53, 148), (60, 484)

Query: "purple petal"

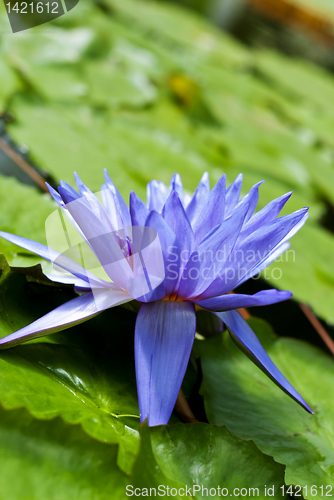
(44, 272), (114, 292)
(225, 173), (243, 217)
(193, 174), (226, 246)
(199, 207), (308, 299)
(169, 173), (184, 202)
(58, 181), (81, 204)
(240, 191), (293, 240)
(46, 182), (89, 245)
(46, 182), (64, 208)
(104, 169), (132, 229)
(234, 211), (309, 288)
(62, 195), (134, 290)
(144, 211), (177, 296)
(130, 191), (149, 227)
(146, 180), (169, 212)
(135, 300), (196, 426)
(215, 310), (313, 413)
(177, 202), (249, 300)
(195, 289), (292, 311)
(186, 172), (210, 227)
(0, 231), (108, 288)
(235, 242), (290, 287)
(162, 191), (194, 291)
(44, 273), (92, 288)
(0, 289), (131, 349)
(101, 184), (119, 231)
(232, 180), (264, 223)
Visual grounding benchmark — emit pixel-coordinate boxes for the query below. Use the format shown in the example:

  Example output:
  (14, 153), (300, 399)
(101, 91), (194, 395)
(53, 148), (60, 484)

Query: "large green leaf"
(132, 423), (284, 499)
(195, 318), (334, 495)
(0, 406), (284, 500)
(0, 255), (140, 473)
(84, 61), (158, 109)
(0, 406), (128, 500)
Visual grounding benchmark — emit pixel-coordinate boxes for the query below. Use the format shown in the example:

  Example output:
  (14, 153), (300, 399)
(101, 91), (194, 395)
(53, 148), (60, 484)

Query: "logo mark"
(45, 192), (165, 306)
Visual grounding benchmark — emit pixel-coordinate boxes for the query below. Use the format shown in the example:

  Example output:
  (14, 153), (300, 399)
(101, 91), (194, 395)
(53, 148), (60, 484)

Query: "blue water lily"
(0, 170), (312, 425)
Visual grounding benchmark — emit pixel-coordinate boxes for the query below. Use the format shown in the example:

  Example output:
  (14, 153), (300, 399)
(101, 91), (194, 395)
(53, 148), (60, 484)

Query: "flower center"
(163, 292), (184, 302)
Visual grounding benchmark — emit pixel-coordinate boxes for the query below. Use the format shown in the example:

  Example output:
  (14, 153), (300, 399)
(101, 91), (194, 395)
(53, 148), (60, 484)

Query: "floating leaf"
(0, 407), (128, 500)
(195, 318), (334, 494)
(132, 423), (284, 499)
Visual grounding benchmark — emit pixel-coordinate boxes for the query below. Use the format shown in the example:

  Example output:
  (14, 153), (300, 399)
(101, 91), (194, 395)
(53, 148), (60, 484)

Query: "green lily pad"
(84, 61), (158, 109)
(132, 423), (284, 499)
(0, 406), (128, 500)
(195, 318), (334, 495)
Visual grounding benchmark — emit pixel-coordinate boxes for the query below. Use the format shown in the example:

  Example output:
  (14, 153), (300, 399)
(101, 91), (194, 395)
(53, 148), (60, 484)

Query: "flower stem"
(299, 302), (334, 356)
(174, 389), (199, 423)
(237, 307), (251, 319)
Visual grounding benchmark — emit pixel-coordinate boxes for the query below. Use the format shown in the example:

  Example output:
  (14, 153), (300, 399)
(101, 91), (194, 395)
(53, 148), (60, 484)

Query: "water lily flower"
(0, 170), (312, 425)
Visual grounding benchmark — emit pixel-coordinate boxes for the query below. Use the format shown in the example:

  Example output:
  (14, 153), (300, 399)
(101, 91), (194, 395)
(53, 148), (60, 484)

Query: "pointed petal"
(0, 231), (107, 288)
(240, 191), (293, 240)
(101, 184), (119, 231)
(130, 191), (149, 227)
(183, 192), (192, 208)
(162, 191), (194, 291)
(104, 169), (131, 229)
(193, 174), (226, 246)
(235, 242), (290, 287)
(162, 191), (193, 247)
(146, 180), (169, 212)
(177, 202), (248, 299)
(58, 181), (81, 204)
(46, 182), (64, 208)
(232, 180), (264, 223)
(195, 289), (292, 311)
(234, 211), (309, 288)
(145, 211), (177, 296)
(215, 310), (313, 413)
(135, 300), (196, 426)
(46, 183), (92, 252)
(75, 173), (124, 245)
(169, 173), (184, 202)
(186, 172), (210, 227)
(44, 273), (116, 292)
(74, 172), (114, 227)
(0, 289), (131, 349)
(199, 207), (308, 299)
(44, 273), (92, 288)
(225, 173), (243, 217)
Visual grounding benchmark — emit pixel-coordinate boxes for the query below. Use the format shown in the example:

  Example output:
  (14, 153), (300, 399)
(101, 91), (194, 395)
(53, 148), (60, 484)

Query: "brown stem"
(299, 302), (334, 356)
(174, 389), (199, 423)
(0, 137), (49, 193)
(237, 307), (251, 319)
